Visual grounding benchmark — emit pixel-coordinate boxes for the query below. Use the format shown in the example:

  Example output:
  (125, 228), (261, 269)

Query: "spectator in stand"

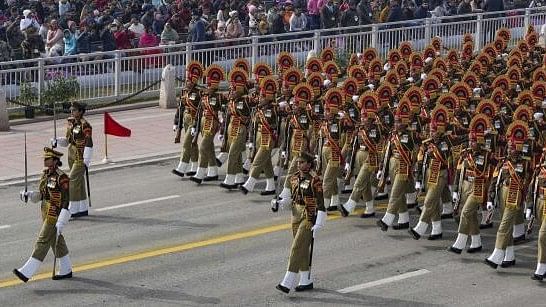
(269, 5), (286, 34)
(7, 18), (25, 60)
(160, 21), (179, 44)
(458, 0), (473, 14)
(189, 9), (206, 42)
(217, 1), (230, 24)
(340, 0), (360, 28)
(216, 20), (227, 39)
(59, 0), (72, 18)
(138, 26), (159, 48)
(46, 19), (64, 57)
(20, 9), (40, 32)
(226, 10), (244, 38)
(357, 0), (374, 25)
(283, 1), (294, 26)
(76, 23), (91, 54)
(248, 4), (260, 36)
(101, 23), (117, 51)
(39, 19), (49, 41)
(482, 0), (505, 12)
(320, 0), (339, 29)
(471, 0), (484, 12)
(387, 0), (404, 22)
(414, 0), (431, 18)
(128, 16), (145, 38)
(141, 7), (155, 29)
(152, 13), (165, 35)
(0, 38), (12, 63)
(113, 22), (136, 49)
(258, 13), (269, 35)
(22, 26), (45, 59)
(289, 6), (307, 32)
(63, 21), (77, 56)
(308, 0), (325, 30)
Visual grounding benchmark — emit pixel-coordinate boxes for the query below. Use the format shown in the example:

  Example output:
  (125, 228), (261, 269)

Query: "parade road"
(0, 160), (544, 306)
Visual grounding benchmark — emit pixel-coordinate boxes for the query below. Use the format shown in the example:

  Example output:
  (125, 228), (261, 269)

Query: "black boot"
(260, 190), (275, 196)
(409, 229), (421, 240)
(52, 271), (73, 280)
(171, 169), (185, 177)
(377, 219), (388, 232)
(189, 177), (203, 185)
(467, 246), (482, 253)
(484, 259), (499, 269)
(428, 233), (443, 240)
(447, 246), (462, 254)
(500, 260), (516, 268)
(479, 223), (493, 229)
(276, 284), (290, 294)
(393, 222), (409, 230)
(12, 269), (29, 283)
(203, 176), (219, 182)
(240, 186), (249, 195)
(295, 283), (314, 292)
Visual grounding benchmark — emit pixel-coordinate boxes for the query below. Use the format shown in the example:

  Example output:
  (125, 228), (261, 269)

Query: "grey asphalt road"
(0, 160), (544, 306)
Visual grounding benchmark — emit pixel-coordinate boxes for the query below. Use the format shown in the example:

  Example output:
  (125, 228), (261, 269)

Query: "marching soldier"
(173, 61), (203, 178)
(410, 105), (459, 240)
(15, 147), (73, 282)
(220, 68), (255, 189)
(485, 121), (534, 269)
(240, 76), (278, 195)
(341, 92), (383, 218)
(377, 100), (420, 231)
(449, 115), (497, 254)
(190, 65), (226, 184)
(320, 88), (344, 212)
(529, 151), (546, 280)
(51, 101), (93, 217)
(273, 152), (326, 293)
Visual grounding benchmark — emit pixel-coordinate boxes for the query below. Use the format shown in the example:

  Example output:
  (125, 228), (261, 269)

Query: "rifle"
(220, 104), (231, 153)
(344, 133), (359, 183)
(377, 139), (391, 193)
(316, 129), (324, 174)
(85, 165), (92, 207)
(174, 95), (185, 144)
(453, 161), (465, 215)
(24, 132), (28, 203)
(191, 101), (202, 144)
(52, 102), (57, 148)
(527, 167), (540, 235)
(485, 165), (504, 225)
(281, 117), (292, 169)
(247, 107), (258, 163)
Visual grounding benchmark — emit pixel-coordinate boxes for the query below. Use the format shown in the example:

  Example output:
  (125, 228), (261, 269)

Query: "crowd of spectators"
(0, 0), (539, 63)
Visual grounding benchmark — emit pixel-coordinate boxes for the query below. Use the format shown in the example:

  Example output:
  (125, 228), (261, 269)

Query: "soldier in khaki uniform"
(530, 153), (546, 280)
(190, 65), (226, 184)
(274, 152), (326, 293)
(341, 92), (383, 217)
(173, 61), (203, 178)
(485, 121), (534, 269)
(220, 68), (255, 189)
(410, 105), (458, 240)
(15, 148), (73, 282)
(377, 99), (420, 231)
(449, 115), (497, 254)
(240, 76), (278, 195)
(51, 101), (93, 217)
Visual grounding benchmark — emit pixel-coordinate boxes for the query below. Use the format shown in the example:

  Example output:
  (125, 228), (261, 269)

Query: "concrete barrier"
(0, 89), (9, 131)
(159, 64), (177, 109)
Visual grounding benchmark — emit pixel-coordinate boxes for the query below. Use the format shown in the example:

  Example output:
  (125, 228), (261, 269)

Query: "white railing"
(3, 7), (546, 112)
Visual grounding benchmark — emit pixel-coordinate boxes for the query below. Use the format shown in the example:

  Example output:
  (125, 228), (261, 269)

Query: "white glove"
(407, 77), (414, 83)
(338, 111), (346, 119)
(55, 208), (71, 236)
(83, 146), (93, 168)
(247, 142), (254, 151)
(367, 84), (375, 90)
(279, 100), (288, 108)
(486, 201), (494, 211)
(344, 163), (351, 173)
(173, 125), (177, 131)
(352, 95), (359, 103)
(420, 73), (427, 80)
(452, 192), (459, 203)
(526, 208), (532, 220)
(311, 210), (326, 238)
(20, 190), (40, 203)
(281, 151), (287, 159)
(217, 134), (224, 142)
(383, 62), (391, 71)
(425, 57), (433, 64)
(51, 137), (68, 147)
(415, 181), (422, 190)
(19, 191), (30, 202)
(501, 53), (508, 58)
(534, 112), (544, 121)
(376, 170), (383, 180)
(542, 100), (546, 109)
(190, 127), (196, 136)
(323, 79), (332, 88)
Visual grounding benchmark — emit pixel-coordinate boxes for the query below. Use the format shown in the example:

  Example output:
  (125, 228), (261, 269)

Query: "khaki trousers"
(288, 204), (313, 273)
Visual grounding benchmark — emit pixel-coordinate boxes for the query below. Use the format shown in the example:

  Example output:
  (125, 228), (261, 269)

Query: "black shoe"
(295, 283), (313, 292)
(428, 233), (443, 240)
(500, 260), (516, 268)
(441, 213), (453, 219)
(243, 169), (249, 175)
(12, 269), (29, 283)
(360, 212), (376, 218)
(393, 222), (409, 230)
(467, 246), (483, 253)
(203, 176), (219, 182)
(409, 229), (421, 240)
(52, 271), (72, 280)
(377, 220), (388, 232)
(78, 211), (88, 217)
(185, 171), (196, 177)
(274, 175), (278, 181)
(260, 190), (275, 196)
(375, 193), (389, 201)
(484, 258), (499, 269)
(341, 189), (352, 194)
(407, 203), (417, 209)
(240, 186), (249, 195)
(479, 223), (493, 229)
(216, 158), (223, 167)
(448, 246), (462, 254)
(189, 176), (203, 184)
(327, 206), (338, 212)
(531, 273), (545, 281)
(220, 183), (237, 190)
(276, 284), (290, 294)
(71, 212), (82, 218)
(172, 169), (185, 177)
(339, 205), (349, 217)
(513, 234), (526, 245)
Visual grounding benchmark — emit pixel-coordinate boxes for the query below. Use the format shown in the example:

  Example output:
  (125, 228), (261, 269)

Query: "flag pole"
(102, 132), (111, 163)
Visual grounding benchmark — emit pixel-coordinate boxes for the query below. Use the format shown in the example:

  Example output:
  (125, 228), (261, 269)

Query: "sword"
(271, 165), (284, 213)
(24, 132), (28, 203)
(85, 165), (92, 207)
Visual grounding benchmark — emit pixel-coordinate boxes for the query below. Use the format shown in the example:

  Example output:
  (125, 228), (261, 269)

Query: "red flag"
(104, 112), (131, 137)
